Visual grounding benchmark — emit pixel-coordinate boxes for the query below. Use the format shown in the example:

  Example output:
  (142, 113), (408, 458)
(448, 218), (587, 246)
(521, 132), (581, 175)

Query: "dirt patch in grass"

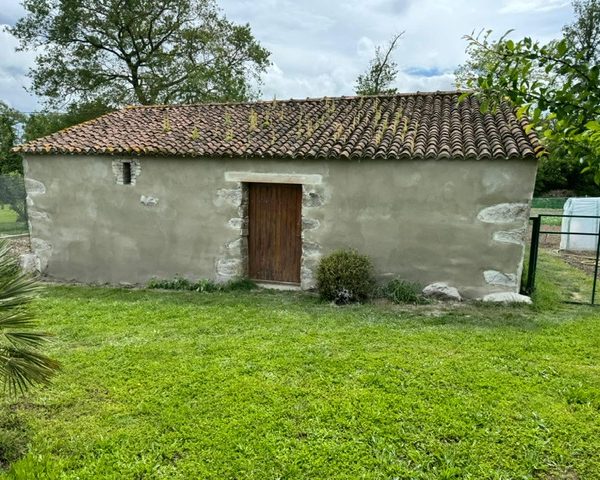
(560, 251), (598, 276)
(527, 222), (597, 279)
(541, 467), (580, 480)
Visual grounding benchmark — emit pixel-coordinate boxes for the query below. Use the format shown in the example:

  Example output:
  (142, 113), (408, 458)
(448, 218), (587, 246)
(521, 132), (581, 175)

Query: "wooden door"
(248, 183), (302, 283)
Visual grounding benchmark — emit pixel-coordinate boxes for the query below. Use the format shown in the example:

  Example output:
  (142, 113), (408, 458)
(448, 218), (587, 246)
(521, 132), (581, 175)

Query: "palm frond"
(0, 239), (59, 395)
(4, 331), (52, 348)
(0, 346), (60, 395)
(0, 276), (41, 311)
(0, 309), (37, 330)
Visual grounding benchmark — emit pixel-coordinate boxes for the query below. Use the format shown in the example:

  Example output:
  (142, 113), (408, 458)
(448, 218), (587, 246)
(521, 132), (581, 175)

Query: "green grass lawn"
(532, 198), (568, 210)
(0, 206), (27, 236)
(2, 253), (600, 479)
(530, 208), (564, 226)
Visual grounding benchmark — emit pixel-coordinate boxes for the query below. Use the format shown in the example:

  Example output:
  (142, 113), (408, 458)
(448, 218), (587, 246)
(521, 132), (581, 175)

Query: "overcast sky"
(0, 0), (574, 112)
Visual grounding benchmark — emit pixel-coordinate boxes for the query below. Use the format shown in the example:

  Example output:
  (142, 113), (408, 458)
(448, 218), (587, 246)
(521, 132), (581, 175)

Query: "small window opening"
(122, 162), (132, 185)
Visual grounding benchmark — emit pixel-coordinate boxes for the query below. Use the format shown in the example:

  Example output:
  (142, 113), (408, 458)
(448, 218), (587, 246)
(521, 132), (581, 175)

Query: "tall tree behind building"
(7, 0), (271, 108)
(355, 33), (404, 96)
(455, 0), (600, 193)
(0, 102), (25, 174)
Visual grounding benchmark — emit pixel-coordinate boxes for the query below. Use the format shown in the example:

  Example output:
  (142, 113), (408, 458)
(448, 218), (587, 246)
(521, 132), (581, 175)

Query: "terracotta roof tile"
(14, 91), (542, 160)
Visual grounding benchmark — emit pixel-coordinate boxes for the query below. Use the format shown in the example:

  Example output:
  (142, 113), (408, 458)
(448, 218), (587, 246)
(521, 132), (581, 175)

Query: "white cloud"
(499, 0), (570, 14)
(221, 0), (573, 99)
(0, 0), (575, 110)
(0, 1), (25, 26)
(0, 26), (39, 111)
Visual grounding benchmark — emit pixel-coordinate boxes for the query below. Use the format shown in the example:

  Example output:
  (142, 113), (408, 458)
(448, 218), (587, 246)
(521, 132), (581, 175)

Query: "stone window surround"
(221, 171), (323, 288)
(112, 158), (141, 185)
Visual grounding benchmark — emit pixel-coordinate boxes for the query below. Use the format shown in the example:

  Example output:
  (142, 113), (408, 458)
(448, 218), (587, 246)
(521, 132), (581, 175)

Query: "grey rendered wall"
(23, 154), (537, 298)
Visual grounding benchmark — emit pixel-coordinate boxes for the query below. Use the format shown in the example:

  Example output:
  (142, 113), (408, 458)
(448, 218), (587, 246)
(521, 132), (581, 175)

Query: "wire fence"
(523, 214), (600, 305)
(0, 174), (29, 237)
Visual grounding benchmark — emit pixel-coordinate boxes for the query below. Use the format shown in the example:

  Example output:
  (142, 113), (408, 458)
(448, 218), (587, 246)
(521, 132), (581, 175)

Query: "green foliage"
(459, 17), (600, 182)
(8, 0), (271, 107)
(378, 278), (426, 304)
(0, 102), (25, 175)
(0, 175), (27, 224)
(535, 151), (600, 196)
(147, 276), (201, 291)
(0, 240), (59, 395)
(24, 101), (113, 141)
(224, 277), (258, 291)
(455, 29), (516, 90)
(147, 276), (256, 292)
(355, 33), (403, 96)
(562, 0), (600, 64)
(531, 197), (568, 209)
(3, 252), (600, 477)
(316, 249), (375, 303)
(0, 206), (28, 236)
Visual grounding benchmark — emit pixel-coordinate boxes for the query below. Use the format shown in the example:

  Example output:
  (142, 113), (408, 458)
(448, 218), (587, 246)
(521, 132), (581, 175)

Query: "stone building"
(15, 92), (541, 298)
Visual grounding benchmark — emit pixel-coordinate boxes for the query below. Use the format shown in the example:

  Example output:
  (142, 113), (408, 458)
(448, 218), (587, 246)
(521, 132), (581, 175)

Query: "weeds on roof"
(373, 105), (382, 126)
(381, 117), (389, 136)
(304, 119), (314, 138)
(333, 123), (344, 142)
(400, 117), (409, 141)
(262, 111), (271, 129)
(248, 109), (258, 132)
(392, 110), (403, 135)
(162, 114), (172, 133)
(325, 97), (335, 117)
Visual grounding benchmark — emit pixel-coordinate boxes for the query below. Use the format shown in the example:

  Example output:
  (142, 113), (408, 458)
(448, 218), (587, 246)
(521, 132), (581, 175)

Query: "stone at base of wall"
(480, 292), (532, 304)
(20, 253), (40, 274)
(422, 282), (462, 301)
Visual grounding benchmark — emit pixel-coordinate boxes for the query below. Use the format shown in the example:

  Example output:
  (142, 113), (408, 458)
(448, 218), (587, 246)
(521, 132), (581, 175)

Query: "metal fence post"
(524, 216), (541, 295)
(592, 218), (600, 305)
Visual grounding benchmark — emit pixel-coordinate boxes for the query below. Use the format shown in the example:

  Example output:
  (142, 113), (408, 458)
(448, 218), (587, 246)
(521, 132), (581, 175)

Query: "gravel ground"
(560, 251), (599, 277)
(3, 235), (31, 260)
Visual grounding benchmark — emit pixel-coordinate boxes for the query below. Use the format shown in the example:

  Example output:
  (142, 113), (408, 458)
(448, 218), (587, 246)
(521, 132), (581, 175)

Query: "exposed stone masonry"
(216, 180), (324, 287)
(112, 159), (141, 185)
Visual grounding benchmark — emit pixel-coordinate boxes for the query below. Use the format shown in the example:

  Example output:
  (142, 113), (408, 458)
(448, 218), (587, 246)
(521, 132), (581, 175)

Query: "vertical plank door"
(248, 183), (302, 283)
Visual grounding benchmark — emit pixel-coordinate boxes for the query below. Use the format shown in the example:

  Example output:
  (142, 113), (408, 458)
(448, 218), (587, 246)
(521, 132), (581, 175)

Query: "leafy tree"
(456, 30), (509, 90)
(563, 0), (600, 63)
(0, 240), (59, 394)
(457, 0), (600, 186)
(0, 103), (25, 175)
(0, 174), (27, 223)
(460, 32), (600, 181)
(355, 33), (404, 96)
(534, 154), (599, 196)
(25, 101), (114, 141)
(8, 0), (271, 107)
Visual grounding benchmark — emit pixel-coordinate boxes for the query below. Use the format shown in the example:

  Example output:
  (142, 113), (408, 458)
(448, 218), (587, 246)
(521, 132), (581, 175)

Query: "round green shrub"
(316, 249), (375, 304)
